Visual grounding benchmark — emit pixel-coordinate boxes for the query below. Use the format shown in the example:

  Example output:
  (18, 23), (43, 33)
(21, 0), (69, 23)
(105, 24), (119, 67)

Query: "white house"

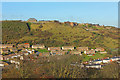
(24, 53), (29, 55)
(62, 46), (74, 50)
(110, 57), (120, 61)
(0, 63), (4, 67)
(102, 59), (110, 63)
(86, 64), (102, 69)
(100, 51), (107, 54)
(32, 44), (45, 49)
(0, 55), (3, 60)
(10, 60), (20, 65)
(20, 56), (24, 60)
(11, 55), (18, 58)
(28, 51), (32, 54)
(93, 59), (102, 64)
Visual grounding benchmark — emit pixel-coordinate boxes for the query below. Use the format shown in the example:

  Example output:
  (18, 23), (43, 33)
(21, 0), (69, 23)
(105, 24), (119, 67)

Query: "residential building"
(70, 51), (82, 55)
(27, 18), (37, 23)
(100, 51), (107, 54)
(51, 51), (67, 55)
(62, 46), (74, 50)
(95, 47), (105, 52)
(84, 49), (95, 54)
(86, 64), (102, 69)
(76, 47), (88, 51)
(93, 59), (102, 64)
(0, 55), (3, 60)
(17, 43), (30, 48)
(102, 59), (110, 63)
(48, 47), (61, 51)
(32, 44), (45, 49)
(1, 49), (9, 54)
(9, 48), (18, 52)
(0, 44), (14, 49)
(110, 57), (120, 61)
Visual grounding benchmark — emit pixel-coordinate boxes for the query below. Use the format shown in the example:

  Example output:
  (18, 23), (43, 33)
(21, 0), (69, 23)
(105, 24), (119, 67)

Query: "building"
(76, 47), (88, 51)
(3, 55), (11, 60)
(84, 49), (95, 54)
(48, 47), (61, 51)
(27, 18), (37, 23)
(64, 21), (78, 27)
(86, 64), (102, 69)
(70, 51), (82, 55)
(32, 44), (45, 49)
(100, 51), (107, 54)
(62, 46), (74, 50)
(110, 57), (120, 61)
(51, 51), (67, 55)
(93, 59), (103, 64)
(17, 43), (30, 48)
(1, 49), (9, 54)
(36, 52), (50, 57)
(95, 47), (105, 52)
(0, 55), (3, 60)
(0, 44), (14, 49)
(9, 48), (18, 52)
(102, 59), (110, 63)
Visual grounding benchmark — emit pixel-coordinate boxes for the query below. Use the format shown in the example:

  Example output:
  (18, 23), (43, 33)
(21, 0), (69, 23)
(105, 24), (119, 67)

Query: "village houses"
(62, 46), (74, 50)
(70, 51), (82, 55)
(48, 47), (61, 51)
(27, 18), (37, 23)
(86, 64), (102, 69)
(51, 51), (68, 55)
(84, 49), (95, 55)
(0, 44), (14, 49)
(76, 47), (89, 52)
(17, 43), (30, 48)
(32, 44), (45, 49)
(95, 47), (105, 52)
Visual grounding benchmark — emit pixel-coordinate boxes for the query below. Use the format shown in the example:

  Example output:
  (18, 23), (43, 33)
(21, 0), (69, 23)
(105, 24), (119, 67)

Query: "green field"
(37, 49), (49, 53)
(82, 53), (107, 62)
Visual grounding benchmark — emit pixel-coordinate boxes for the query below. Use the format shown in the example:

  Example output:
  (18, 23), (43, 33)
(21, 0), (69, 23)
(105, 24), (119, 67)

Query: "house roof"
(103, 59), (110, 60)
(36, 52), (41, 55)
(94, 59), (102, 62)
(62, 46), (74, 48)
(32, 44), (44, 47)
(28, 18), (37, 21)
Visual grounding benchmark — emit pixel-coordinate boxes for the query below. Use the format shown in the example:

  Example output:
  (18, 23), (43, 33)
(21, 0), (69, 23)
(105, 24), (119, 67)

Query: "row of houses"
(0, 43), (105, 51)
(27, 18), (105, 27)
(0, 43), (106, 57)
(84, 56), (120, 69)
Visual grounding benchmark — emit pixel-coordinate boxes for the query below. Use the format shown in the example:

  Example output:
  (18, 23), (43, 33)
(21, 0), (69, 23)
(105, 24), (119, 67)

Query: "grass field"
(37, 49), (49, 53)
(82, 53), (107, 62)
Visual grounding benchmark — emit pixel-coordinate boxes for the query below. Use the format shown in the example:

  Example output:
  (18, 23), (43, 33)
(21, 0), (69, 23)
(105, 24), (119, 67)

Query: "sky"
(2, 2), (118, 27)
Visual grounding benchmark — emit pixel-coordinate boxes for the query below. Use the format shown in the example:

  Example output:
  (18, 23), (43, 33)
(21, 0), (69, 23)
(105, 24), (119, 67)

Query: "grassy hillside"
(2, 21), (119, 51)
(2, 21), (29, 43)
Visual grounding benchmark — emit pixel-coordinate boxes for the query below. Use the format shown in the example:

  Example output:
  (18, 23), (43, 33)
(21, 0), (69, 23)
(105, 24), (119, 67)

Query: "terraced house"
(17, 43), (30, 48)
(27, 18), (37, 23)
(0, 44), (14, 49)
(48, 47), (61, 51)
(95, 47), (105, 52)
(62, 46), (74, 50)
(32, 44), (45, 49)
(76, 47), (89, 51)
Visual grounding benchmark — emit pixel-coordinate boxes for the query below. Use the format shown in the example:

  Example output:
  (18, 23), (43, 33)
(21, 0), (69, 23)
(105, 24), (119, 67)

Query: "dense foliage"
(2, 55), (119, 78)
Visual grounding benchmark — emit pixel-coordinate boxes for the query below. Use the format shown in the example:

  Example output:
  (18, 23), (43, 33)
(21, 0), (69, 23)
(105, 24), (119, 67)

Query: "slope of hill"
(2, 21), (119, 51)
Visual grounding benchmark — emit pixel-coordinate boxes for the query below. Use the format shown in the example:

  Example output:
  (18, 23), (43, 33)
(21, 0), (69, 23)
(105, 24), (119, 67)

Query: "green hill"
(2, 20), (119, 51)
